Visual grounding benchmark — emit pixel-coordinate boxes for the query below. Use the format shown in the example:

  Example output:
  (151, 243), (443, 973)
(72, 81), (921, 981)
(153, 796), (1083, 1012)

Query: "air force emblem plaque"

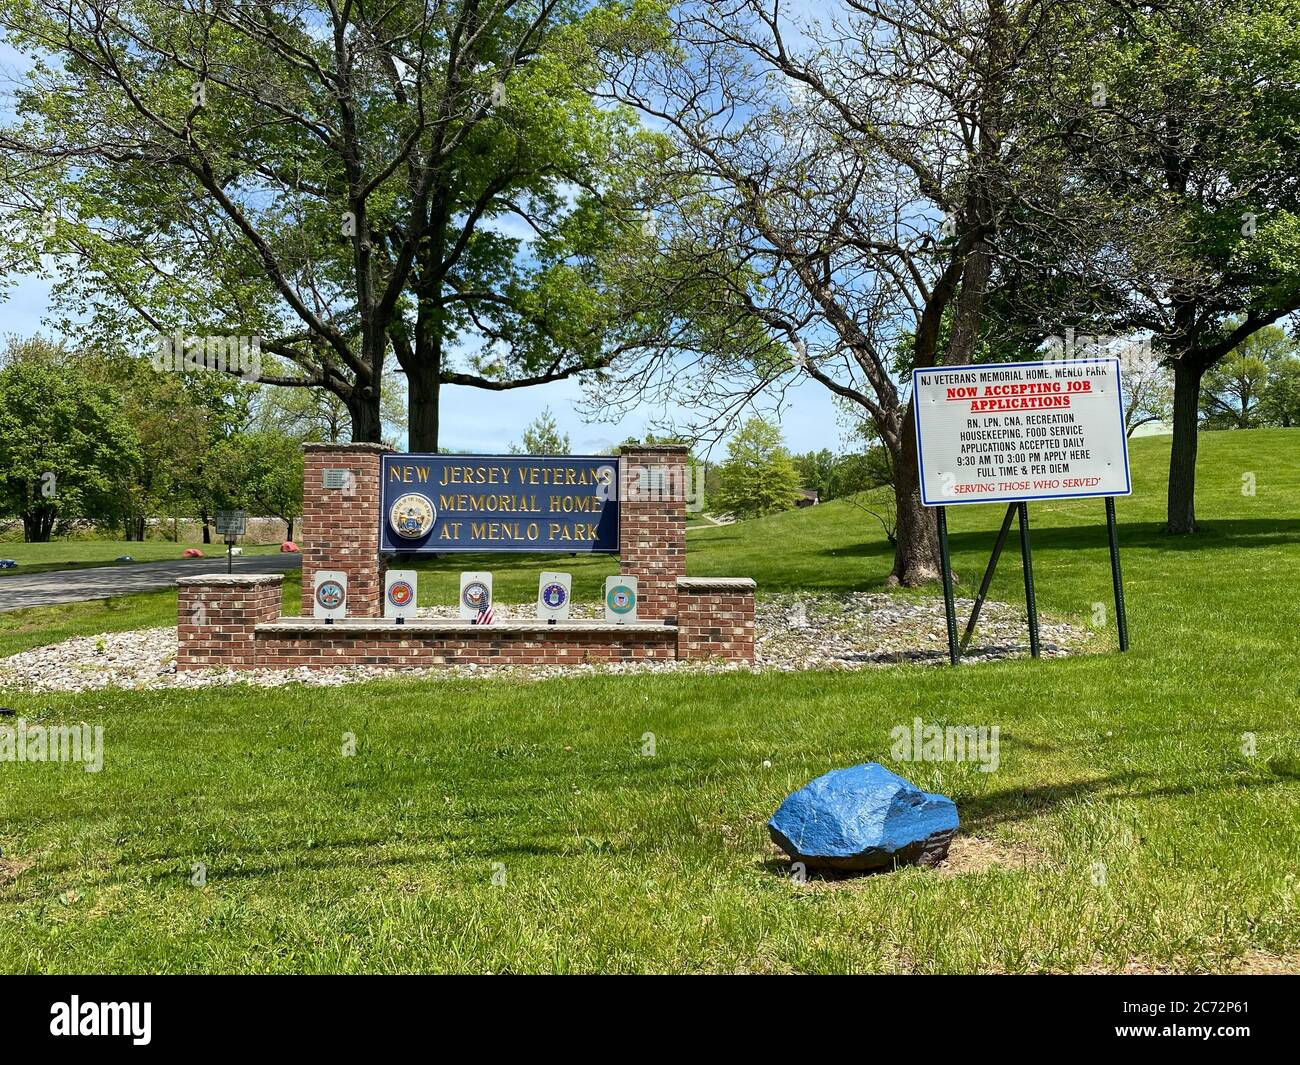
(537, 571), (572, 622)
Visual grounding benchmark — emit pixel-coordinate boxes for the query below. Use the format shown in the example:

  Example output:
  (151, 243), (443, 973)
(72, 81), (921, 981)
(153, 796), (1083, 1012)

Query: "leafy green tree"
(511, 408), (571, 455)
(999, 1), (1300, 531)
(829, 450), (892, 498)
(0, 0), (698, 448)
(793, 449), (836, 500)
(1261, 354), (1300, 427)
(222, 431), (305, 541)
(715, 418), (800, 519)
(1200, 326), (1291, 429)
(85, 354), (256, 541)
(603, 0), (1085, 583)
(0, 338), (138, 540)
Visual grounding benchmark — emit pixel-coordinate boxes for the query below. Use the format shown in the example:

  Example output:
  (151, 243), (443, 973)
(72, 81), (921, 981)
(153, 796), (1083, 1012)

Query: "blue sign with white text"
(380, 454), (620, 554)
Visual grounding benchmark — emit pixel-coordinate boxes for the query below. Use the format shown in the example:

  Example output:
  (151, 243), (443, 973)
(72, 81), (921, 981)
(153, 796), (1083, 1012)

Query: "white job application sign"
(913, 358), (1131, 507)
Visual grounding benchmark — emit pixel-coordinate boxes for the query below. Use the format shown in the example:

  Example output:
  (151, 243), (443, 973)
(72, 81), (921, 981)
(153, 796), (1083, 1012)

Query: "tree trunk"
(285, 517), (294, 541)
(1167, 357), (1204, 534)
(407, 359), (441, 452)
(348, 387), (383, 444)
(889, 405), (943, 585)
(21, 507), (55, 542)
(200, 507), (211, 545)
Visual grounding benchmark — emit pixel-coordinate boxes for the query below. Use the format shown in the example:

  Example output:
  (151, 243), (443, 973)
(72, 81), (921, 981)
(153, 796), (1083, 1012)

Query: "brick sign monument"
(176, 444), (755, 670)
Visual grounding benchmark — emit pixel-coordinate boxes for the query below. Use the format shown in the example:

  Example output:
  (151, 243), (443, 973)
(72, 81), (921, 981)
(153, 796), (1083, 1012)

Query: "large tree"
(993, 0), (1300, 532)
(0, 0), (684, 447)
(217, 429), (306, 540)
(715, 417), (800, 519)
(0, 339), (139, 540)
(1201, 326), (1295, 430)
(1260, 350), (1300, 428)
(602, 0), (1085, 584)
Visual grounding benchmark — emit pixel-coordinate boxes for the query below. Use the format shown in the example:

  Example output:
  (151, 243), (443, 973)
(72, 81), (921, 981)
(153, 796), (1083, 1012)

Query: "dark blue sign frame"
(380, 454), (620, 554)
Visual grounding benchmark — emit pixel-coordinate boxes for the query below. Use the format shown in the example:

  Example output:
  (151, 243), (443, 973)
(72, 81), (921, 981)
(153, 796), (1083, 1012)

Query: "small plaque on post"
(314, 570), (348, 622)
(537, 572), (572, 622)
(459, 572), (493, 621)
(322, 468), (353, 490)
(215, 509), (247, 541)
(604, 576), (638, 624)
(385, 570), (417, 622)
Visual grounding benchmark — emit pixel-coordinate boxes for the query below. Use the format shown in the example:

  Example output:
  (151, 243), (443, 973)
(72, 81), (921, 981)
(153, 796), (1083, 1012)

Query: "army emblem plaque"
(313, 570), (348, 621)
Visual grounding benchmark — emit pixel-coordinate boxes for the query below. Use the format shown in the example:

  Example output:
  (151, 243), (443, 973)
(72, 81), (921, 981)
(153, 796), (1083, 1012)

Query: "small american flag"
(472, 604), (495, 625)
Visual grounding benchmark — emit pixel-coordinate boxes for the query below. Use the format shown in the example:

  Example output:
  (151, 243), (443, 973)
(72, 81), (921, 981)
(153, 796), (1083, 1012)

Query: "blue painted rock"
(769, 763), (958, 872)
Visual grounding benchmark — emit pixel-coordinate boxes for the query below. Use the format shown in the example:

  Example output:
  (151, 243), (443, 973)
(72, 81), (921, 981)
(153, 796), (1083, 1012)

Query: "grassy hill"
(0, 428), (1297, 973)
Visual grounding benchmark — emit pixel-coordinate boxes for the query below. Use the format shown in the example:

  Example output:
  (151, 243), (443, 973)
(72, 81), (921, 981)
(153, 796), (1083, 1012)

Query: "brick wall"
(301, 442), (388, 618)
(676, 577), (756, 661)
(618, 444), (687, 624)
(177, 574), (284, 669)
(175, 441), (763, 671)
(255, 621), (678, 667)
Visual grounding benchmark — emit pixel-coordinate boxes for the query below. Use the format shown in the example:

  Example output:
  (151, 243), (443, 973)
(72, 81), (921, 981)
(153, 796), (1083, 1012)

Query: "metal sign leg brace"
(936, 498), (1130, 666)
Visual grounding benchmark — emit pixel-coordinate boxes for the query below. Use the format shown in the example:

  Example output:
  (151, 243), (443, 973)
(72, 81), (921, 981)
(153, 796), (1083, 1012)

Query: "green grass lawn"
(0, 539), (282, 578)
(1, 429), (1298, 973)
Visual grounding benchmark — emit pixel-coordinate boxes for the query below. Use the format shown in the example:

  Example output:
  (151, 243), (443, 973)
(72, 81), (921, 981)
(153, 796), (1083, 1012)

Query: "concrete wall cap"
(676, 577), (757, 591)
(302, 441), (390, 453)
(255, 619), (677, 636)
(618, 444), (689, 455)
(176, 574), (285, 587)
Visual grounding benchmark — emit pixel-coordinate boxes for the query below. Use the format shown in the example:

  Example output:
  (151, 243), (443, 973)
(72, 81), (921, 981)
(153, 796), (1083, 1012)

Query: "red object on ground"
(183, 548), (204, 558)
(281, 540), (299, 553)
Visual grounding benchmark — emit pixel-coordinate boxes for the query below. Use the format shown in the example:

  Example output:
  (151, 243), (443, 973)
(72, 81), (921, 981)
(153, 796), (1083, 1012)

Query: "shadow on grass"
(822, 518), (1300, 563)
(71, 835), (585, 890)
(756, 855), (922, 883)
(951, 517), (1300, 555)
(958, 770), (1296, 831)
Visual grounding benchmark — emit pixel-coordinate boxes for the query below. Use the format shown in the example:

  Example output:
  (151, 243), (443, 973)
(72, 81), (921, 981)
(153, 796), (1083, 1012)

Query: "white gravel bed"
(0, 593), (1095, 693)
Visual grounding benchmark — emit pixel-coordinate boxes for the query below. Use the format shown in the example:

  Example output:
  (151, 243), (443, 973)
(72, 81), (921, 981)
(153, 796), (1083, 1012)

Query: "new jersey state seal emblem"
(389, 493), (436, 539)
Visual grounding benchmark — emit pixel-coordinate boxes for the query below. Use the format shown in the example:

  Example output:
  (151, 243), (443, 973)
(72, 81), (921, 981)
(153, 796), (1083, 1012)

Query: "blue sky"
(435, 373), (842, 457)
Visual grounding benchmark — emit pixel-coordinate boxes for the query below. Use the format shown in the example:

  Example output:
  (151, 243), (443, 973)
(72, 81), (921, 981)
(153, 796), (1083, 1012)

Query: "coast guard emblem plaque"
(604, 576), (638, 624)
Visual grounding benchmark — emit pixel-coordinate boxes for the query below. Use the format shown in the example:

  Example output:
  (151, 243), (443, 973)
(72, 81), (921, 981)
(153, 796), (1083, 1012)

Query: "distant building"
(795, 489), (820, 508)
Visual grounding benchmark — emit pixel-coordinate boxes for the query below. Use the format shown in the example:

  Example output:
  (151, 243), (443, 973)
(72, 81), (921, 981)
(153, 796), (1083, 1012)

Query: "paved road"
(0, 553), (302, 613)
